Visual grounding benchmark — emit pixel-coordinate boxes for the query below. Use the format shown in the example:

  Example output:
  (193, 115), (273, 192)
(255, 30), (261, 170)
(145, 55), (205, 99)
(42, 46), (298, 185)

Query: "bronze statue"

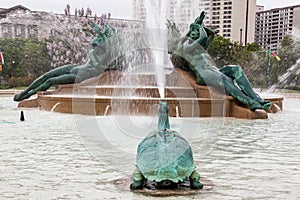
(13, 22), (116, 102)
(170, 12), (271, 112)
(130, 101), (202, 190)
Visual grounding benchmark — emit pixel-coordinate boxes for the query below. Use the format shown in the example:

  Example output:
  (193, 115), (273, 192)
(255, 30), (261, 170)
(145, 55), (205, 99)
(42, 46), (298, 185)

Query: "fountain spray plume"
(268, 28), (300, 92)
(144, 0), (169, 99)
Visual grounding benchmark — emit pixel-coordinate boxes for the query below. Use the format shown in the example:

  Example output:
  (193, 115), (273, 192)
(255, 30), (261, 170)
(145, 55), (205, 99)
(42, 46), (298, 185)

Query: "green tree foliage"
(0, 38), (51, 87)
(207, 36), (231, 67)
(207, 34), (300, 88)
(20, 39), (51, 78)
(207, 35), (264, 87)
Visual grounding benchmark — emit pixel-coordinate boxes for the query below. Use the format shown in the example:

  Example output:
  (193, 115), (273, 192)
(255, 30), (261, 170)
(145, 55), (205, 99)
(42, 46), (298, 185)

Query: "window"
(16, 28), (22, 36)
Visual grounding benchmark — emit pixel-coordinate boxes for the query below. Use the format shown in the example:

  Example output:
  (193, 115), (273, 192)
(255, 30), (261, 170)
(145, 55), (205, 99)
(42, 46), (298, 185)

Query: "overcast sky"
(1, 0), (300, 19)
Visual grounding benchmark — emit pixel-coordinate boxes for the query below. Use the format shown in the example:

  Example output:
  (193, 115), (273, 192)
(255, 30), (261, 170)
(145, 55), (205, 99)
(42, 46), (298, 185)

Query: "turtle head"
(157, 180), (177, 189)
(158, 101), (170, 131)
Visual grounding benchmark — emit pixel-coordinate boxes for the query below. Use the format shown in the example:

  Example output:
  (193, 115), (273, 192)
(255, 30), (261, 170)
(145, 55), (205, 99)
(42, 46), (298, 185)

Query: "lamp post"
(245, 0), (249, 45)
(240, 28), (243, 45)
(228, 42), (233, 62)
(266, 41), (271, 87)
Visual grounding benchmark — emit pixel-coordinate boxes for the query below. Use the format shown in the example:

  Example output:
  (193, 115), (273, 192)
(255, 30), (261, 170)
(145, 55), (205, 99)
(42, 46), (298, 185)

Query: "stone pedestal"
(18, 68), (283, 119)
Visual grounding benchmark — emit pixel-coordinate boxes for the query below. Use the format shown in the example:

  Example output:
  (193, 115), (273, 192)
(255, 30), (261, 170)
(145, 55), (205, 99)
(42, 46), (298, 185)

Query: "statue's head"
(186, 13), (214, 50)
(91, 35), (105, 48)
(188, 24), (201, 41)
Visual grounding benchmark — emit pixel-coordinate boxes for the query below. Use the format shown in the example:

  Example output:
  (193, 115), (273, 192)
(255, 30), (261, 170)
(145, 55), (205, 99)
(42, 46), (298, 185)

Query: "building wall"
(0, 11), (46, 40)
(203, 0), (256, 44)
(293, 6), (300, 30)
(132, 0), (256, 44)
(231, 0), (256, 44)
(0, 6), (144, 41)
(132, 0), (198, 31)
(255, 5), (300, 50)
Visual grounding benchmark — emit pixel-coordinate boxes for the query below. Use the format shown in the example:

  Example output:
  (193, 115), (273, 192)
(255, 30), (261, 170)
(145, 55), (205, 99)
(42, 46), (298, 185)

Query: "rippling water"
(0, 96), (300, 199)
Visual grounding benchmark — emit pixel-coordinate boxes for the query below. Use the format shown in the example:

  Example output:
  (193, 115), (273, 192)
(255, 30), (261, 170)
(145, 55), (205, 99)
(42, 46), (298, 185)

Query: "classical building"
(255, 4), (300, 50)
(132, 0), (257, 44)
(0, 5), (144, 41)
(0, 5), (42, 39)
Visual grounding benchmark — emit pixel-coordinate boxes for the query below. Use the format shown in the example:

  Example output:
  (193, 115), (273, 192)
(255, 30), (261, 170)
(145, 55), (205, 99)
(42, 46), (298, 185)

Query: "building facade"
(132, 0), (257, 44)
(132, 0), (201, 32)
(255, 5), (300, 50)
(0, 5), (144, 41)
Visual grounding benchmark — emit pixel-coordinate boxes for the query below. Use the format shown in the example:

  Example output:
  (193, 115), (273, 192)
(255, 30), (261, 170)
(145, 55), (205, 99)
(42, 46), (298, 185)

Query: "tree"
(19, 39), (51, 78)
(0, 38), (51, 87)
(207, 35), (265, 87)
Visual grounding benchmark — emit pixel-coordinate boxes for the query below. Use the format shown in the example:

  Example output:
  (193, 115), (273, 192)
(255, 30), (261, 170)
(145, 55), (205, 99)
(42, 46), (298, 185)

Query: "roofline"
(0, 5), (30, 14)
(257, 4), (300, 14)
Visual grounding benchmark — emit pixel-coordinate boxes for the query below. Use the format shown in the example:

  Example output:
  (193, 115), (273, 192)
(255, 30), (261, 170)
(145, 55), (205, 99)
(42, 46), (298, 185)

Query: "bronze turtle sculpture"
(130, 101), (203, 190)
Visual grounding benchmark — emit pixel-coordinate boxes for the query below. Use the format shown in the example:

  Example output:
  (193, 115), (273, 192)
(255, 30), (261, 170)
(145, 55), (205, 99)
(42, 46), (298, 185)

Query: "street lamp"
(228, 42), (233, 50)
(228, 42), (233, 62)
(266, 39), (271, 87)
(240, 28), (243, 45)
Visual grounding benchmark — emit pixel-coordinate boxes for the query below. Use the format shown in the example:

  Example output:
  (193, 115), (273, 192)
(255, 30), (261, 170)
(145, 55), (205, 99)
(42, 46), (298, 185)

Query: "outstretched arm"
(181, 33), (207, 53)
(88, 20), (103, 36)
(194, 11), (206, 25)
(202, 27), (214, 49)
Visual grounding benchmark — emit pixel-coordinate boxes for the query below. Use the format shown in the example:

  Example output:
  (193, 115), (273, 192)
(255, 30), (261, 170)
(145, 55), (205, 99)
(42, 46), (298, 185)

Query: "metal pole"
(245, 0), (249, 45)
(266, 42), (271, 86)
(240, 28), (243, 45)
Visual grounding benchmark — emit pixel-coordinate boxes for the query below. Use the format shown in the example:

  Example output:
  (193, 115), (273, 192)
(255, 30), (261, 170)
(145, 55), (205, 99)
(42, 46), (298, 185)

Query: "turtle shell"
(136, 129), (195, 183)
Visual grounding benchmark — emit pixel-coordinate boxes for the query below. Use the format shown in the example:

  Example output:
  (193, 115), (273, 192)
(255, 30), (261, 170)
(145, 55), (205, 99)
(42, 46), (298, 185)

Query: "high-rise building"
(203, 0), (257, 44)
(255, 5), (300, 50)
(132, 0), (257, 44)
(132, 0), (200, 32)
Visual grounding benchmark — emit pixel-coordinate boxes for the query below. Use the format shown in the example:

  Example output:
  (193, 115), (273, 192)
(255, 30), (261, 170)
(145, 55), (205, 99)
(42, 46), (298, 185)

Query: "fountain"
(269, 58), (300, 92)
(2, 4), (300, 199)
(15, 4), (283, 120)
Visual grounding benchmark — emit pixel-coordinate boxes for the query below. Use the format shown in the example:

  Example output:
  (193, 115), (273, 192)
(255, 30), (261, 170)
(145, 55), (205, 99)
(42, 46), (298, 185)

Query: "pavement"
(0, 90), (20, 96)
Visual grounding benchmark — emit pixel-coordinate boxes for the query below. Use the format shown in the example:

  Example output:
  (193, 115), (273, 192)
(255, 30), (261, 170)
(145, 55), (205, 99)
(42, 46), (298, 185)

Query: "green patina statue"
(13, 21), (116, 102)
(170, 11), (271, 112)
(130, 101), (202, 190)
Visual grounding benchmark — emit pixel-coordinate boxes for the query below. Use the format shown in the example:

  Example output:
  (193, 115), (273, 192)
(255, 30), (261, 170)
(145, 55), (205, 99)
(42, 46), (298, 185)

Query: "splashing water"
(269, 59), (300, 92)
(278, 59), (300, 84)
(144, 0), (169, 99)
(51, 102), (61, 112)
(104, 105), (111, 116)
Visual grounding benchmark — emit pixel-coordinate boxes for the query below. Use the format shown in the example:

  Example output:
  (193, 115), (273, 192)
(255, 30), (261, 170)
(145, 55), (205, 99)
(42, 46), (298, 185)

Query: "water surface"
(0, 96), (299, 199)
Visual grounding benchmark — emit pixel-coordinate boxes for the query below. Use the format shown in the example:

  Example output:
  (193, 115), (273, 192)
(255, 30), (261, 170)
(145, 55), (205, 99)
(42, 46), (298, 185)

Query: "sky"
(1, 0), (300, 19)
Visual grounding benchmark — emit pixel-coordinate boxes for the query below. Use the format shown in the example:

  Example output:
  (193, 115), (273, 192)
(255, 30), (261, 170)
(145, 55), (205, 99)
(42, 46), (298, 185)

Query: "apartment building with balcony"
(255, 4), (300, 50)
(202, 0), (257, 44)
(132, 0), (201, 32)
(132, 0), (257, 44)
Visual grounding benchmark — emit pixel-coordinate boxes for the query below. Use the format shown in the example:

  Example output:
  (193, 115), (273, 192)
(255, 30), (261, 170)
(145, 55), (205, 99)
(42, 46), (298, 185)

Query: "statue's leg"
(130, 167), (144, 190)
(189, 170), (203, 189)
(194, 67), (264, 111)
(219, 65), (271, 110)
(13, 65), (75, 101)
(16, 74), (77, 101)
(222, 76), (265, 111)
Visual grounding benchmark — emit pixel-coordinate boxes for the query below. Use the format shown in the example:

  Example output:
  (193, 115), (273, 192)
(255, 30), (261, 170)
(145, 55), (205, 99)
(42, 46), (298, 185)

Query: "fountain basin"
(17, 68), (283, 119)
